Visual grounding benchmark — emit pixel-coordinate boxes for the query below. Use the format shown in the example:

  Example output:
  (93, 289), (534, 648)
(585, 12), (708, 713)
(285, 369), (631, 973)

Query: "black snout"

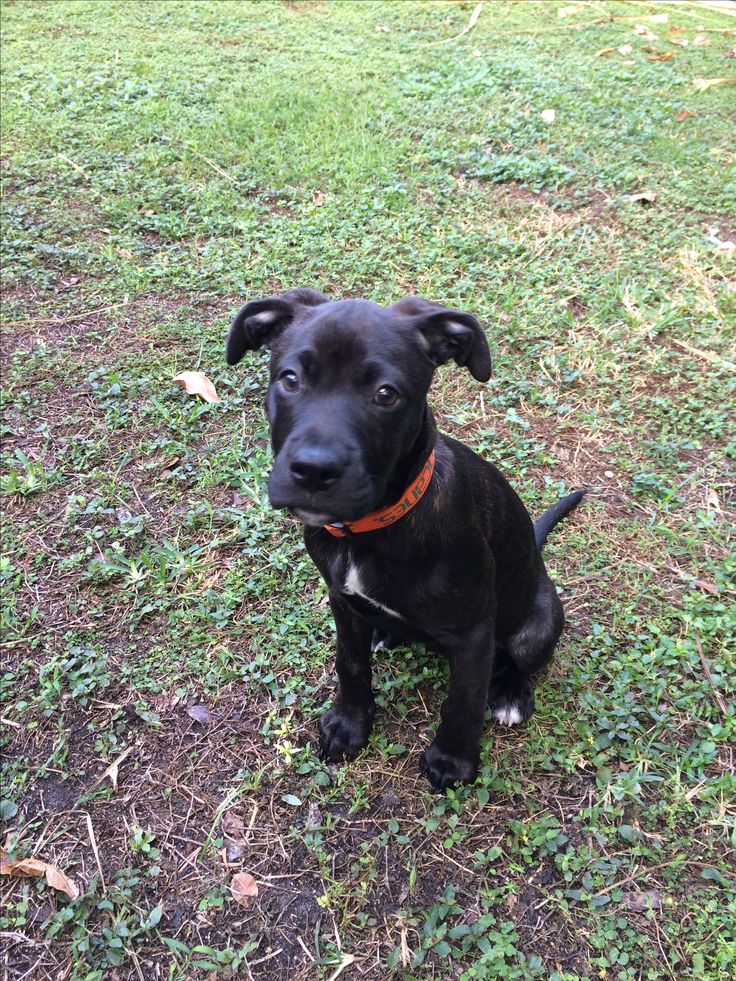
(289, 445), (347, 493)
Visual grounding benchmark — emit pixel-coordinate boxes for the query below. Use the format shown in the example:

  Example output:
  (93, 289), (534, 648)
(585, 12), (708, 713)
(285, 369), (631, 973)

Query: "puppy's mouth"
(268, 461), (383, 527)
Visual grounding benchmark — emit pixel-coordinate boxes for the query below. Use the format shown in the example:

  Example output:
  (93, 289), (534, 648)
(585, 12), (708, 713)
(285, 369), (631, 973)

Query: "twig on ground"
(3, 298), (132, 330)
(77, 744), (136, 804)
(159, 135), (238, 184)
(695, 631), (729, 715)
(669, 338), (736, 372)
(440, 1), (484, 44)
(86, 813), (106, 892)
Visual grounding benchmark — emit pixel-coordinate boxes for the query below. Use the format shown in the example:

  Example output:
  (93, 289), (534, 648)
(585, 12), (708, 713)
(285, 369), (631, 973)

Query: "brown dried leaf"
(706, 488), (722, 514)
(620, 890), (662, 912)
(173, 371), (221, 404)
(649, 52), (674, 62)
(311, 189), (325, 206)
(186, 704), (212, 724)
(693, 35), (710, 47)
(230, 871), (258, 907)
(627, 191), (657, 204)
(595, 47), (616, 58)
(676, 109), (696, 121)
(634, 25), (657, 40)
(693, 77), (735, 92)
(618, 44), (633, 56)
(672, 38), (689, 48)
(45, 865), (80, 900)
(1, 850), (79, 900)
(222, 811), (246, 838)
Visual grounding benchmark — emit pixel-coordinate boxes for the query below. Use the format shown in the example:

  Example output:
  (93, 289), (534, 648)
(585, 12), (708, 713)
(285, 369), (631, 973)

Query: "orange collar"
(324, 451), (436, 538)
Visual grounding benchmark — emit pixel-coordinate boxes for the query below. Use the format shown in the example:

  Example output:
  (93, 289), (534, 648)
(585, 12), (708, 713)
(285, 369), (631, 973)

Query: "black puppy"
(226, 289), (582, 790)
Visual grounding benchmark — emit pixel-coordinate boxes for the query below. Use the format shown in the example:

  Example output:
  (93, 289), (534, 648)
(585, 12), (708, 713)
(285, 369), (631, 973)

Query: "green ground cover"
(1, 1), (734, 977)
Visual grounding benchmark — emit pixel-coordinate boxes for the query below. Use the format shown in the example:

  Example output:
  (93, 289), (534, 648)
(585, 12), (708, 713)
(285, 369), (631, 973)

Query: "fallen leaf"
(693, 77), (735, 91)
(706, 488), (722, 514)
(230, 871), (258, 907)
(375, 25), (389, 33)
(558, 4), (581, 16)
(695, 579), (719, 596)
(0, 800), (18, 821)
(222, 811), (246, 837)
(231, 491), (244, 507)
(627, 191), (657, 204)
(1, 850), (79, 900)
(693, 34), (710, 47)
(173, 371), (221, 404)
(634, 25), (657, 40)
(595, 47), (616, 58)
(649, 52), (674, 62)
(706, 226), (736, 254)
(671, 38), (689, 47)
(726, 46), (736, 59)
(540, 108), (556, 124)
(676, 109), (696, 121)
(618, 44), (633, 56)
(647, 12), (668, 23)
(186, 704), (212, 724)
(465, 1), (483, 33)
(45, 865), (80, 900)
(620, 890), (662, 912)
(311, 189), (325, 206)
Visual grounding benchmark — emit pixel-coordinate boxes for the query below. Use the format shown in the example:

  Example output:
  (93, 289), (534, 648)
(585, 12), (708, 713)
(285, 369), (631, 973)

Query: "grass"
(1, 0), (734, 978)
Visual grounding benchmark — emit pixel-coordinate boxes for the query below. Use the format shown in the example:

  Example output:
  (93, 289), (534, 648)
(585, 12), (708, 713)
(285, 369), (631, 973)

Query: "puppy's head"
(226, 289), (490, 525)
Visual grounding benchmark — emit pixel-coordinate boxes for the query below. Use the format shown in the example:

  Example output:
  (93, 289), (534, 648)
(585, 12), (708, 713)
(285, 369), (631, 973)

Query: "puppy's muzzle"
(269, 438), (377, 525)
(288, 444), (347, 494)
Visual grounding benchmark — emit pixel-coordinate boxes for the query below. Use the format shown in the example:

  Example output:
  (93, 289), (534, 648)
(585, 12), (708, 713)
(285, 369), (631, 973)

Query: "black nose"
(289, 446), (346, 493)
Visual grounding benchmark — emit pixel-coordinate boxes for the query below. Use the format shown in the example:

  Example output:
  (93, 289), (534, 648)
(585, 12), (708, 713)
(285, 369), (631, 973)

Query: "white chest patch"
(344, 562), (403, 620)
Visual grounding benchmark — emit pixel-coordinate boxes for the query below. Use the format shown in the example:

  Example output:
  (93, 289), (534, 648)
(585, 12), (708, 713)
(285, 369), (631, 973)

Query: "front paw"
(319, 704), (373, 762)
(420, 741), (478, 792)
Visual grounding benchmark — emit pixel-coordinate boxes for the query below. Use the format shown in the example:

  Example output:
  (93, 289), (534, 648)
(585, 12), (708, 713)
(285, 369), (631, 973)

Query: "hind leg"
(489, 574), (564, 727)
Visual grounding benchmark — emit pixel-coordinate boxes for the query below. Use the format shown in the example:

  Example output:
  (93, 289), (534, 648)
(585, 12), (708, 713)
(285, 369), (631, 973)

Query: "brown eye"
(374, 385), (399, 407)
(280, 370), (299, 392)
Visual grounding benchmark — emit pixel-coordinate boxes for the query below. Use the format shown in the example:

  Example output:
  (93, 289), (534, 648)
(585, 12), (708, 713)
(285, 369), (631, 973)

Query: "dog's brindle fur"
(226, 289), (583, 790)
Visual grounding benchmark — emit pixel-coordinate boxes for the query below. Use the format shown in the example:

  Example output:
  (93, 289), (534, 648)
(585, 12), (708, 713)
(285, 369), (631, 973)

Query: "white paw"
(494, 704), (523, 727)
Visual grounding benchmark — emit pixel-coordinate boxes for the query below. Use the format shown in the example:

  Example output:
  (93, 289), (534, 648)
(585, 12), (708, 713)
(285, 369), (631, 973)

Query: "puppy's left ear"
(226, 288), (328, 365)
(391, 297), (492, 382)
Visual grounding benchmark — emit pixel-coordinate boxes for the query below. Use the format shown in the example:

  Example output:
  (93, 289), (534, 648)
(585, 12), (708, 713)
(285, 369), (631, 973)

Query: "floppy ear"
(390, 297), (492, 382)
(226, 288), (328, 365)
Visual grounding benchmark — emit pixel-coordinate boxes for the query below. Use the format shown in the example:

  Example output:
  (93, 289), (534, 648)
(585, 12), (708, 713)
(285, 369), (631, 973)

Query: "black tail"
(534, 490), (585, 549)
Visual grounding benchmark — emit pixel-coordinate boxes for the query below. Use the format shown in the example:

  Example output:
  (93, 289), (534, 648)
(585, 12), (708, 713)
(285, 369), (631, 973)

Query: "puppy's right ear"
(226, 288), (328, 365)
